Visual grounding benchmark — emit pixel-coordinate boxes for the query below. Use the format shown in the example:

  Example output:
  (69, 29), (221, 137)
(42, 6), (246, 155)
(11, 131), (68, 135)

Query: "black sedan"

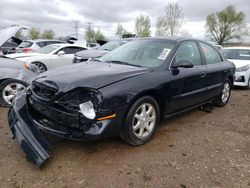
(8, 38), (235, 166)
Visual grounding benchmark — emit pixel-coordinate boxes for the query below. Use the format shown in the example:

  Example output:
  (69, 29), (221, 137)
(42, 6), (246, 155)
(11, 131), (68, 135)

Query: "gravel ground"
(0, 89), (249, 188)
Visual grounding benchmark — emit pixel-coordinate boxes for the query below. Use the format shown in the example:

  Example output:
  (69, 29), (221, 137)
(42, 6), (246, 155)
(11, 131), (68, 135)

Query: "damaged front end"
(8, 91), (52, 167)
(8, 80), (122, 166)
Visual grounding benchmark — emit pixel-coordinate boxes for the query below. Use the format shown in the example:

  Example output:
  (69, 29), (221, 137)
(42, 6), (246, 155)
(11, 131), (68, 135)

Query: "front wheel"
(246, 77), (250, 90)
(0, 79), (28, 107)
(213, 79), (232, 107)
(121, 96), (160, 146)
(31, 62), (47, 73)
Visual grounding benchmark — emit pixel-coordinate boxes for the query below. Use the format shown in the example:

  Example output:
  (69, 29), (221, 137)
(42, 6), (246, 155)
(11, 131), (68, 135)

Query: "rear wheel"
(121, 96), (160, 146)
(31, 62), (47, 73)
(213, 79), (231, 107)
(0, 79), (28, 107)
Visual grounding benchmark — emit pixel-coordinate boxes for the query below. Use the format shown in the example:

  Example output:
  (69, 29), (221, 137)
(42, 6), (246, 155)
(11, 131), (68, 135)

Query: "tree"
(116, 24), (127, 38)
(42, 29), (55, 39)
(85, 23), (96, 43)
(15, 30), (23, 39)
(135, 14), (151, 38)
(206, 6), (248, 45)
(95, 28), (106, 41)
(28, 27), (40, 39)
(156, 2), (183, 36)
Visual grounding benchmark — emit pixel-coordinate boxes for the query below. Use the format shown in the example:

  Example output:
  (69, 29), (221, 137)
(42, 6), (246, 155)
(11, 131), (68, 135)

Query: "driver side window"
(175, 42), (202, 66)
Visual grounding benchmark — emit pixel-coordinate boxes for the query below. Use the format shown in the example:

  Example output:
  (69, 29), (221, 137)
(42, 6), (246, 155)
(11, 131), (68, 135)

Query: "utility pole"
(73, 20), (79, 39)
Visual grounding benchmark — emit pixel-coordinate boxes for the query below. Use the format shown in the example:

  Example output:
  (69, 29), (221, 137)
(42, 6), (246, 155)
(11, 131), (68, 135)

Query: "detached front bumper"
(8, 92), (52, 167)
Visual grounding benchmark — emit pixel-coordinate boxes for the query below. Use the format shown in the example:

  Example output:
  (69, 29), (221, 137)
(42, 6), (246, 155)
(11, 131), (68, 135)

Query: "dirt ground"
(0, 89), (249, 188)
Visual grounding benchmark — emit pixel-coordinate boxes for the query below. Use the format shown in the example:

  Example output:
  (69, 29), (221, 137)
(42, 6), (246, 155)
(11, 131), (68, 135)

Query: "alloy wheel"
(132, 103), (156, 139)
(2, 83), (26, 105)
(221, 82), (230, 104)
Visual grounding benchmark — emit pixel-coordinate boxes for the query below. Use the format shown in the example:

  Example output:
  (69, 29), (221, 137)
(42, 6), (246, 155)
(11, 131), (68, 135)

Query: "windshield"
(99, 40), (175, 68)
(224, 49), (250, 60)
(37, 44), (60, 54)
(99, 41), (126, 51)
(18, 41), (33, 48)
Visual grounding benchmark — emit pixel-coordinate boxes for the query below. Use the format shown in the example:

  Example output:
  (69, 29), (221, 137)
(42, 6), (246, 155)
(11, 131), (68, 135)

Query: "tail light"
(23, 48), (33, 53)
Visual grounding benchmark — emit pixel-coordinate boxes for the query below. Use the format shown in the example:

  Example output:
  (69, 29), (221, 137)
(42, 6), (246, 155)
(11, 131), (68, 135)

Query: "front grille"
(31, 81), (58, 100)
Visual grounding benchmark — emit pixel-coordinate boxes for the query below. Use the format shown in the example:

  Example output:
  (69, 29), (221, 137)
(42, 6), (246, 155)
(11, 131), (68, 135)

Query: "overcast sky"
(1, 0), (249, 40)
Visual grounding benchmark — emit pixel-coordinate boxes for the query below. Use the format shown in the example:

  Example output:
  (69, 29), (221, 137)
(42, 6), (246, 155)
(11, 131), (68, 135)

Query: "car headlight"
(79, 101), (96, 119)
(24, 63), (39, 73)
(236, 65), (249, 72)
(56, 88), (103, 119)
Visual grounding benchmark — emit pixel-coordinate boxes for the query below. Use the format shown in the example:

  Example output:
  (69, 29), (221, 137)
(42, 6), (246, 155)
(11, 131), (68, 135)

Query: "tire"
(121, 96), (160, 146)
(0, 79), (28, 107)
(246, 77), (250, 90)
(31, 62), (47, 73)
(213, 79), (232, 107)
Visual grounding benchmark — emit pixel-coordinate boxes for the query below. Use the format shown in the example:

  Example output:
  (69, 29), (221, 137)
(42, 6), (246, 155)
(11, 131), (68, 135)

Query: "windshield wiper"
(108, 60), (143, 67)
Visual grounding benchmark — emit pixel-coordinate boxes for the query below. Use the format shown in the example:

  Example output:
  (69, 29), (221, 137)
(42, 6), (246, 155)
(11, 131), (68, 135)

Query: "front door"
(168, 41), (207, 113)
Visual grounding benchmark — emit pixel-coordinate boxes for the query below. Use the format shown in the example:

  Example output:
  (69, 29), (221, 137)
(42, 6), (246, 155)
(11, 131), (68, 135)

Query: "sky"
(0, 0), (249, 40)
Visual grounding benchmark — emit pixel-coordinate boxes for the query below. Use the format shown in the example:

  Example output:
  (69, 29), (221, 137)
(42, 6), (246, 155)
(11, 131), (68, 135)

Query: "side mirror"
(57, 50), (65, 56)
(172, 60), (194, 68)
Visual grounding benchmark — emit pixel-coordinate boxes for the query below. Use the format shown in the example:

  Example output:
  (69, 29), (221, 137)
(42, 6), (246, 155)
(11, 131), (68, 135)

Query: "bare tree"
(156, 2), (183, 36)
(42, 29), (55, 39)
(206, 6), (248, 45)
(28, 27), (40, 39)
(135, 14), (151, 38)
(116, 24), (127, 38)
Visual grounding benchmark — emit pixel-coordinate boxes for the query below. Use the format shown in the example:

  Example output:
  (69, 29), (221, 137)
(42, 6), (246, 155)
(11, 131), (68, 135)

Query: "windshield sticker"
(158, 48), (171, 60)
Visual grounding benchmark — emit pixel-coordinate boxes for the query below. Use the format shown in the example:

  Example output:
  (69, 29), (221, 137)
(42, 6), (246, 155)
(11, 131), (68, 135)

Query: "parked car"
(0, 56), (38, 106)
(86, 43), (101, 49)
(7, 44), (87, 72)
(223, 47), (250, 89)
(8, 38), (235, 166)
(14, 39), (66, 53)
(0, 26), (26, 55)
(0, 26), (38, 106)
(73, 39), (134, 63)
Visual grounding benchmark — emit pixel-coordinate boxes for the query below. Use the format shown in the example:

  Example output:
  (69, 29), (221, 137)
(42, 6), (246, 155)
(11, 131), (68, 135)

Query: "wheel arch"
(126, 89), (166, 121)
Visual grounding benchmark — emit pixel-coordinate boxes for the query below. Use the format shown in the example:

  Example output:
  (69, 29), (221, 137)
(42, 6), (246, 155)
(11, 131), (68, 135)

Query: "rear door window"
(200, 43), (222, 64)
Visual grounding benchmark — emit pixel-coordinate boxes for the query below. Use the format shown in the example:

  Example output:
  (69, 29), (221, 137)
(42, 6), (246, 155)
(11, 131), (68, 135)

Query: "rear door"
(198, 42), (226, 99)
(168, 41), (207, 113)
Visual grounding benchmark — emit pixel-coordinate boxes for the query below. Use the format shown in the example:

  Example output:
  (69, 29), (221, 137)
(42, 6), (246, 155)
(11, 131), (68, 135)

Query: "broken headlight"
(56, 88), (103, 119)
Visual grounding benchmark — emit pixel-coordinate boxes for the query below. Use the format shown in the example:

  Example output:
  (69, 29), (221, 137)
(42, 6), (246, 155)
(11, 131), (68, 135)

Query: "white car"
(7, 44), (87, 72)
(15, 39), (66, 53)
(224, 47), (250, 89)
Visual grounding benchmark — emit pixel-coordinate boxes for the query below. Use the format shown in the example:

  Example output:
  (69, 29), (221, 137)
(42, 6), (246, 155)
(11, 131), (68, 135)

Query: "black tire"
(246, 77), (250, 90)
(213, 79), (232, 107)
(31, 62), (47, 73)
(120, 96), (160, 146)
(0, 79), (28, 107)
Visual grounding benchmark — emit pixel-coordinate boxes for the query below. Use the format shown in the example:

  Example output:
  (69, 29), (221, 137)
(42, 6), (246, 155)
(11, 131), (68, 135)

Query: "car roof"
(23, 39), (65, 43)
(47, 43), (86, 48)
(223, 47), (250, 50)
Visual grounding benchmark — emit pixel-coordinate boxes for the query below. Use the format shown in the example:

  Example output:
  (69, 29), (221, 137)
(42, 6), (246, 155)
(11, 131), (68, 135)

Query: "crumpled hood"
(35, 61), (151, 92)
(228, 59), (250, 68)
(75, 49), (108, 59)
(0, 56), (24, 69)
(7, 52), (43, 59)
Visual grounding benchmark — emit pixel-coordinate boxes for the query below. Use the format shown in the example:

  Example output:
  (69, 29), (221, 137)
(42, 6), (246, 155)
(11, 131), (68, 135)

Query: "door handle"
(201, 74), (207, 78)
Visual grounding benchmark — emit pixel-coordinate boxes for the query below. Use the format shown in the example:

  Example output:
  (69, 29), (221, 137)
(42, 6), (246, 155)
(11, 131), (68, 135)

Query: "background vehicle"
(14, 39), (66, 53)
(8, 38), (235, 166)
(86, 43), (101, 49)
(223, 47), (250, 89)
(0, 26), (26, 55)
(0, 56), (38, 106)
(73, 39), (134, 63)
(7, 44), (87, 72)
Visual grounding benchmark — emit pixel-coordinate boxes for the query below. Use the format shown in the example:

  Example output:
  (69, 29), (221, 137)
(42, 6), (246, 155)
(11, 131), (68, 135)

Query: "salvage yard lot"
(0, 90), (249, 188)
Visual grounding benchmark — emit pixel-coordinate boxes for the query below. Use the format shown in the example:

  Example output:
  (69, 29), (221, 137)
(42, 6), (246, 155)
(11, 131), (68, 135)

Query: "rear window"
(18, 41), (33, 48)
